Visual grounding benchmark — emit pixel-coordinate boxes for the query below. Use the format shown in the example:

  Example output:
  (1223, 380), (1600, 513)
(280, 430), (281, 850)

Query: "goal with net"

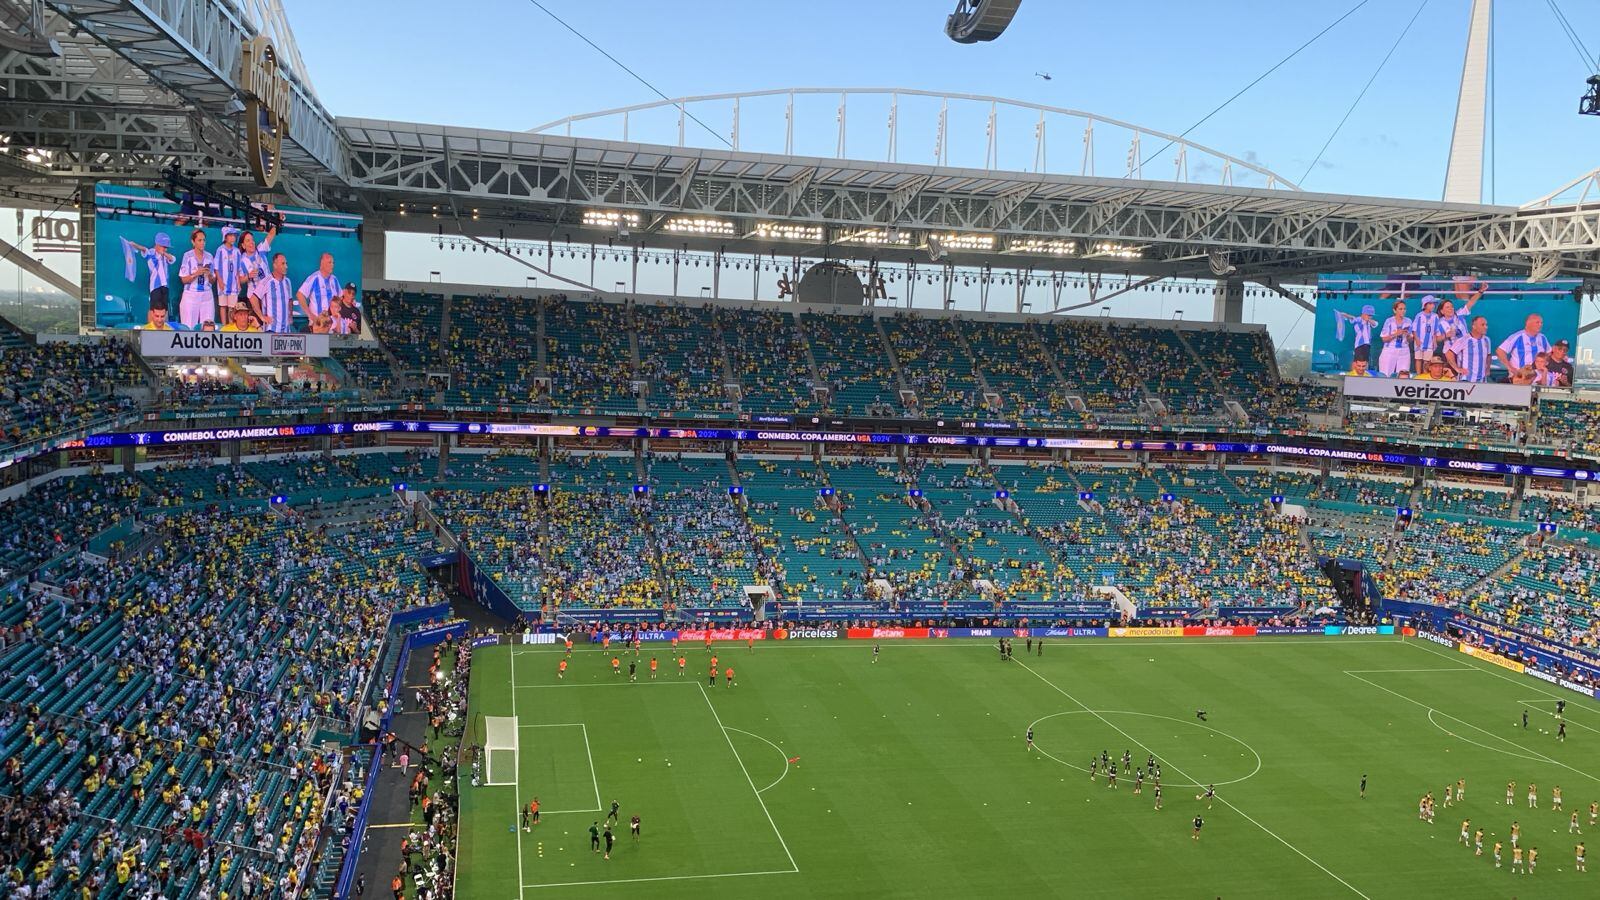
(484, 715), (518, 786)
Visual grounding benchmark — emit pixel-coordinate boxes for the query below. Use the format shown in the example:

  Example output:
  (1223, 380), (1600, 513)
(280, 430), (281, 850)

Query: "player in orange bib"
(709, 666), (718, 687)
(558, 659), (567, 679)
(726, 666), (736, 687)
(710, 655), (718, 670)
(564, 638), (573, 656)
(611, 656), (621, 675)
(603, 635), (611, 652)
(671, 636), (679, 651)
(649, 657), (658, 679)
(746, 637), (753, 653)
(677, 655), (686, 676)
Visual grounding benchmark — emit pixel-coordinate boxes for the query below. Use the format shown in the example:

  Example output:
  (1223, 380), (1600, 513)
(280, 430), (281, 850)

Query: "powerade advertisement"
(1312, 273), (1579, 381)
(93, 182), (362, 334)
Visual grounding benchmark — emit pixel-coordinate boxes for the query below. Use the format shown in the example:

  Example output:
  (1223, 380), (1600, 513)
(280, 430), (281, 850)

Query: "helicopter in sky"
(1034, 72), (1052, 81)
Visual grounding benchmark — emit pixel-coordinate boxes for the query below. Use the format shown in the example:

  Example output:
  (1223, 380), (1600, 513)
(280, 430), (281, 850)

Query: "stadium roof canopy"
(6, 0), (1600, 287)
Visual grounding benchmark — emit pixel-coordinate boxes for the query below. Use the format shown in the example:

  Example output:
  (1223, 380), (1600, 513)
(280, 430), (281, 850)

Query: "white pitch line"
(1014, 658), (1372, 900)
(1404, 639), (1600, 722)
(523, 868), (797, 890)
(1344, 670), (1600, 787)
(581, 723), (603, 812)
(513, 681), (699, 689)
(1519, 700), (1600, 735)
(698, 683), (799, 874)
(503, 637), (1401, 656)
(1342, 667), (1476, 674)
(517, 722), (589, 728)
(509, 636), (525, 900)
(721, 726), (792, 794)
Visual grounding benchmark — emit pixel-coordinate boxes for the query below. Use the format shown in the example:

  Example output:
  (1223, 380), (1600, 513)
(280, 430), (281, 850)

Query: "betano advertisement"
(1313, 273), (1579, 382)
(94, 182), (362, 340)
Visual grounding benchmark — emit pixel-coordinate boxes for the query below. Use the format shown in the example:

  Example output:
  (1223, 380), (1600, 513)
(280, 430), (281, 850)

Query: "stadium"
(4, 0), (1600, 897)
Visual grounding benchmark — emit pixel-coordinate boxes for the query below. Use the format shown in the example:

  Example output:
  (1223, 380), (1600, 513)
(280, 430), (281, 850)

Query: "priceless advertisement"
(775, 628), (842, 639)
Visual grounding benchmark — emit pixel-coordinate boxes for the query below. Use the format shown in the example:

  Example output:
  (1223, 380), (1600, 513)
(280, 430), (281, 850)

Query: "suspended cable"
(1297, 0), (1429, 187)
(1141, 0), (1373, 170)
(523, 1), (733, 148)
(1545, 0), (1598, 73)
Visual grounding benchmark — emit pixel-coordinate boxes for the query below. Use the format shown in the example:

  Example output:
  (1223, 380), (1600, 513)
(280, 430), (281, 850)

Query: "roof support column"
(1212, 277), (1245, 324)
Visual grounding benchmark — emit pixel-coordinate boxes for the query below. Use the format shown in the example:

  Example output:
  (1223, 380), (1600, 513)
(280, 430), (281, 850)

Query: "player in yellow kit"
(1511, 846), (1525, 874)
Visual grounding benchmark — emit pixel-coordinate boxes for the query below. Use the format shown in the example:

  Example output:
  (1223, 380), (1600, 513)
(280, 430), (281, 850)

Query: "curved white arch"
(529, 87), (1299, 190)
(1524, 166), (1600, 209)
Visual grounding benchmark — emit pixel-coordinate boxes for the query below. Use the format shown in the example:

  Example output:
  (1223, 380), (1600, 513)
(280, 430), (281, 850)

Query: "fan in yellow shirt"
(220, 304), (260, 332)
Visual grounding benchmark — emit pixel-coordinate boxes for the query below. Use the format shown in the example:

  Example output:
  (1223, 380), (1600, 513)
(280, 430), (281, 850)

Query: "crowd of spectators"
(0, 335), (142, 448)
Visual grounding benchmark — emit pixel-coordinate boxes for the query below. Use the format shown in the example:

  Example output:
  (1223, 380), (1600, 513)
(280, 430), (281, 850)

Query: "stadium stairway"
(871, 316), (918, 415)
(626, 312), (648, 415)
(1459, 541), (1532, 598)
(1169, 330), (1244, 424)
(790, 313), (829, 395)
(947, 322), (999, 412)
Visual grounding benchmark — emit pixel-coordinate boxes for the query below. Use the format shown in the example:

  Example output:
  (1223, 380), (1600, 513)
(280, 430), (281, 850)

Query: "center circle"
(1027, 709), (1263, 789)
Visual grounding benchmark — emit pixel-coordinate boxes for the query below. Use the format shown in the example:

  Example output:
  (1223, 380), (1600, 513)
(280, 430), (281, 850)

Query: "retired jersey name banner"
(139, 330), (329, 358)
(1342, 375), (1534, 408)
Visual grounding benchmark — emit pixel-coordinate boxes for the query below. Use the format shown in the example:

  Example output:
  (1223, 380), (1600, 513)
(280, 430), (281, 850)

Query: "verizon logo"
(1387, 383), (1473, 402)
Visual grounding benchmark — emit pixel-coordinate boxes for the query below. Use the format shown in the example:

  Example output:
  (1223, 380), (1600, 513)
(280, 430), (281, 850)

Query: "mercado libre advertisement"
(1312, 273), (1580, 383)
(93, 182), (363, 336)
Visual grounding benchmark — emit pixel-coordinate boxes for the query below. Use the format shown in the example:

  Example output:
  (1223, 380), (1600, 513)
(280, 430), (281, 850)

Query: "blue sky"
(16, 1), (1600, 352)
(291, 0), (1600, 203)
(282, 0), (1600, 352)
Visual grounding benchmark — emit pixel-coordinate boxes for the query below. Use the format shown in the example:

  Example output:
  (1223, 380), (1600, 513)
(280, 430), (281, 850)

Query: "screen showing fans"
(93, 182), (363, 335)
(1312, 273), (1580, 385)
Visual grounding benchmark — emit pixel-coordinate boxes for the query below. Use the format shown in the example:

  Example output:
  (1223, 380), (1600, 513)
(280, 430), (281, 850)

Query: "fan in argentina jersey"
(1444, 316), (1491, 382)
(252, 252), (296, 333)
(296, 252), (341, 333)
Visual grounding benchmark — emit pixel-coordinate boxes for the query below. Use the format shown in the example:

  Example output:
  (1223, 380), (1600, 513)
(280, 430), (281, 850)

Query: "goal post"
(484, 715), (519, 786)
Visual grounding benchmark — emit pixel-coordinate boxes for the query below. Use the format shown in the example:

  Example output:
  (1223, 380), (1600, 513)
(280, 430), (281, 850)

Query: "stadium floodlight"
(1581, 75), (1600, 116)
(665, 216), (735, 236)
(755, 222), (825, 242)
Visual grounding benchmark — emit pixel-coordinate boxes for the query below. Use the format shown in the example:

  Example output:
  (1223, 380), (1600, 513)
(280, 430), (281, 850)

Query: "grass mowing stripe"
(696, 682), (800, 874)
(1014, 657), (1374, 900)
(510, 637), (525, 900)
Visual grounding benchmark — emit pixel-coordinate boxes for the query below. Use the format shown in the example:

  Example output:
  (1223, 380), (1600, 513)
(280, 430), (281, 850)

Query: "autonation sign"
(139, 331), (330, 359)
(1343, 375), (1532, 408)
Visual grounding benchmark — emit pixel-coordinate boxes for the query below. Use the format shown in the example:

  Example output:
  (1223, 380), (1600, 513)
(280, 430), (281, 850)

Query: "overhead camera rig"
(161, 163), (285, 232)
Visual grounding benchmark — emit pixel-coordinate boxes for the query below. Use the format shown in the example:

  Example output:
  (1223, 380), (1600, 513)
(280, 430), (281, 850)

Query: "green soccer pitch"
(454, 635), (1600, 899)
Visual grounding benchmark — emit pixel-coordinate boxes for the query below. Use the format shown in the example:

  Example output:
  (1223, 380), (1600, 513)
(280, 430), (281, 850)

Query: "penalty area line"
(524, 869), (798, 890)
